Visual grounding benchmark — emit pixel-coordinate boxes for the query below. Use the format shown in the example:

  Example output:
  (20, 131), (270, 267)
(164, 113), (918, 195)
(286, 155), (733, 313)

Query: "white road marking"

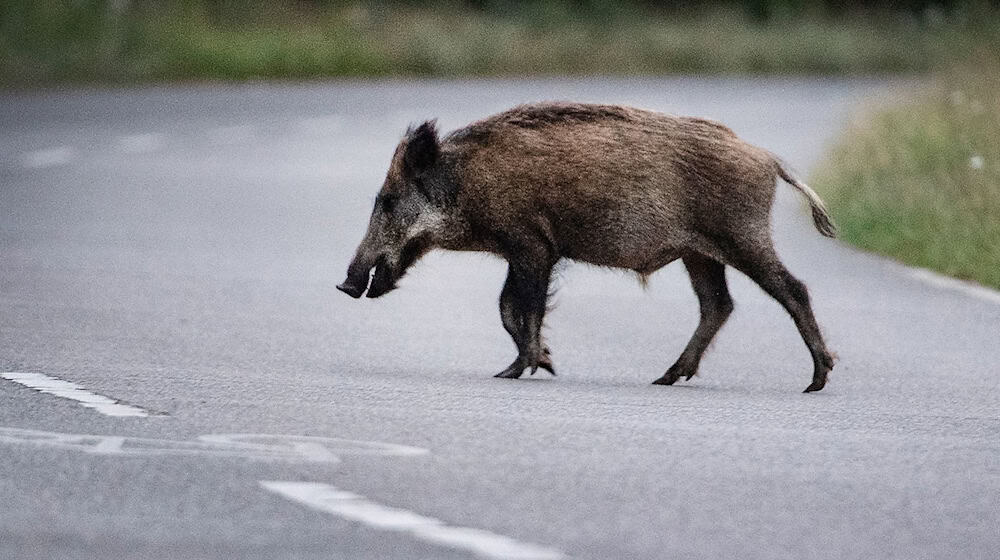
(20, 146), (76, 168)
(118, 133), (165, 154)
(92, 436), (126, 453)
(0, 427), (428, 463)
(260, 481), (565, 560)
(909, 268), (1000, 305)
(1, 372), (149, 417)
(206, 124), (255, 144)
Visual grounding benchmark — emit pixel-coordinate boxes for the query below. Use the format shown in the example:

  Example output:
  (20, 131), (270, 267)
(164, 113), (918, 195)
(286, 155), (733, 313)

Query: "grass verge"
(811, 67), (1000, 290)
(2, 2), (1000, 86)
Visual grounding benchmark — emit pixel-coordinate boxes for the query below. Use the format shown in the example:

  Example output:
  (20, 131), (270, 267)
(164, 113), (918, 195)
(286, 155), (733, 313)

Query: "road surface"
(1, 78), (998, 560)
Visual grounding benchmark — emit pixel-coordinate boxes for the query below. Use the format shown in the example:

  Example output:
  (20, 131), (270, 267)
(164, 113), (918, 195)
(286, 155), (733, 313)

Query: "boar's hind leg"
(730, 245), (834, 393)
(495, 261), (554, 379)
(653, 254), (733, 386)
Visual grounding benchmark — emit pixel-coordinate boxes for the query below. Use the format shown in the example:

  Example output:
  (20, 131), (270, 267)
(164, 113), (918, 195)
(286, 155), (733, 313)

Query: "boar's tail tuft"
(774, 159), (838, 238)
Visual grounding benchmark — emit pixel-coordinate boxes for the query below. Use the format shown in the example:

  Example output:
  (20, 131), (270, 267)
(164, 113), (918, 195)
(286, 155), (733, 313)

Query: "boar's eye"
(378, 194), (397, 213)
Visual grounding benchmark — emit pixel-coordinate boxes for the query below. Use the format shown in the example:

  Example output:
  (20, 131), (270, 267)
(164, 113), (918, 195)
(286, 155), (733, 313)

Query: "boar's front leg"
(653, 254), (733, 386)
(495, 260), (555, 379)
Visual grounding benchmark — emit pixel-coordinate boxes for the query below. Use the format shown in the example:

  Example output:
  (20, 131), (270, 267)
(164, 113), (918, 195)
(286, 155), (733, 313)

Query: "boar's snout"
(337, 255), (399, 299)
(336, 278), (367, 299)
(337, 257), (375, 299)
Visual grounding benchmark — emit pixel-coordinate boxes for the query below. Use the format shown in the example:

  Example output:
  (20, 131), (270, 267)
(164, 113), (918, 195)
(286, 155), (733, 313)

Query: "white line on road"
(260, 481), (565, 560)
(0, 428), (429, 462)
(20, 146), (76, 168)
(909, 267), (1000, 305)
(118, 133), (165, 154)
(0, 372), (150, 417)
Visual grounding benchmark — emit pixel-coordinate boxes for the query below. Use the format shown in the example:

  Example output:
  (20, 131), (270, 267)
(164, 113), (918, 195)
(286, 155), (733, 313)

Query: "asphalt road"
(1, 78), (998, 560)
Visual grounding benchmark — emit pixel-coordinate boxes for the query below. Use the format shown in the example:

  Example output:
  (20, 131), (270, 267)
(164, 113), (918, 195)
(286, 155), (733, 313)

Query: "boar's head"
(337, 120), (455, 299)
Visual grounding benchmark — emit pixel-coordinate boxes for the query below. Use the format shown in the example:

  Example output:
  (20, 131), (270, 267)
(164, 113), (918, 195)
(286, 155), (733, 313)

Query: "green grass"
(812, 67), (1000, 289)
(2, 1), (1000, 86)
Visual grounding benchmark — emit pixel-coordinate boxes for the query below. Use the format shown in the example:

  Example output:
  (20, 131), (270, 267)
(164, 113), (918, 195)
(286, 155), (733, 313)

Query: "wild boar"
(337, 103), (836, 392)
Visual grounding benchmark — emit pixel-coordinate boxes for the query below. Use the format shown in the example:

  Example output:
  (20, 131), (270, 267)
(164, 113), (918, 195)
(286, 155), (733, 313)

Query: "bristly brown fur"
(341, 101), (837, 392)
(446, 102), (634, 145)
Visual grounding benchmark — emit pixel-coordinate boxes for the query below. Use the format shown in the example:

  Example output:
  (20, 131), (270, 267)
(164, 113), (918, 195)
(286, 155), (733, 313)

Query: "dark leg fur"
(495, 260), (555, 379)
(653, 254), (733, 386)
(728, 244), (834, 392)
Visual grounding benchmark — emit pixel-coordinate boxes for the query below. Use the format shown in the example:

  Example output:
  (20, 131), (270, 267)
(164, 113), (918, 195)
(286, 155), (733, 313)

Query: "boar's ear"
(403, 120), (455, 205)
(402, 120), (440, 180)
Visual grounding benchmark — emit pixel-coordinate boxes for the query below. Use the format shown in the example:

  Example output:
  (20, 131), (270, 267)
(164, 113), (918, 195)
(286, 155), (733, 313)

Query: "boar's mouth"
(365, 256), (396, 299)
(337, 254), (376, 299)
(337, 237), (431, 300)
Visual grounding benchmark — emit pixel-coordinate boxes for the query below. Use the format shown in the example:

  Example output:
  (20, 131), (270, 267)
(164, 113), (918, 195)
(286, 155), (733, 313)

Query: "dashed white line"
(20, 146), (76, 168)
(0, 372), (149, 417)
(118, 133), (165, 154)
(0, 428), (430, 462)
(260, 481), (565, 560)
(92, 436), (126, 453)
(909, 267), (1000, 305)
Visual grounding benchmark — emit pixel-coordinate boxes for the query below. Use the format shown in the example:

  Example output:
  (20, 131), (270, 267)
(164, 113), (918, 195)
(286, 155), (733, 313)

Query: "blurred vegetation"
(4, 2), (997, 289)
(2, 1), (999, 86)
(812, 66), (1000, 289)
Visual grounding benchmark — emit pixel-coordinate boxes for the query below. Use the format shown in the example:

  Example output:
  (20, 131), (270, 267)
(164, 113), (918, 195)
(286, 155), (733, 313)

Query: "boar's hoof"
(534, 355), (556, 376)
(533, 346), (556, 376)
(495, 351), (557, 379)
(336, 281), (366, 299)
(802, 375), (827, 393)
(494, 362), (525, 379)
(652, 363), (692, 386)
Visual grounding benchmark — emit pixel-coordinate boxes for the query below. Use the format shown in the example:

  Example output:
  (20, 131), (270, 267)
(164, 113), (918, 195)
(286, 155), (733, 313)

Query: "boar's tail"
(774, 159), (838, 238)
